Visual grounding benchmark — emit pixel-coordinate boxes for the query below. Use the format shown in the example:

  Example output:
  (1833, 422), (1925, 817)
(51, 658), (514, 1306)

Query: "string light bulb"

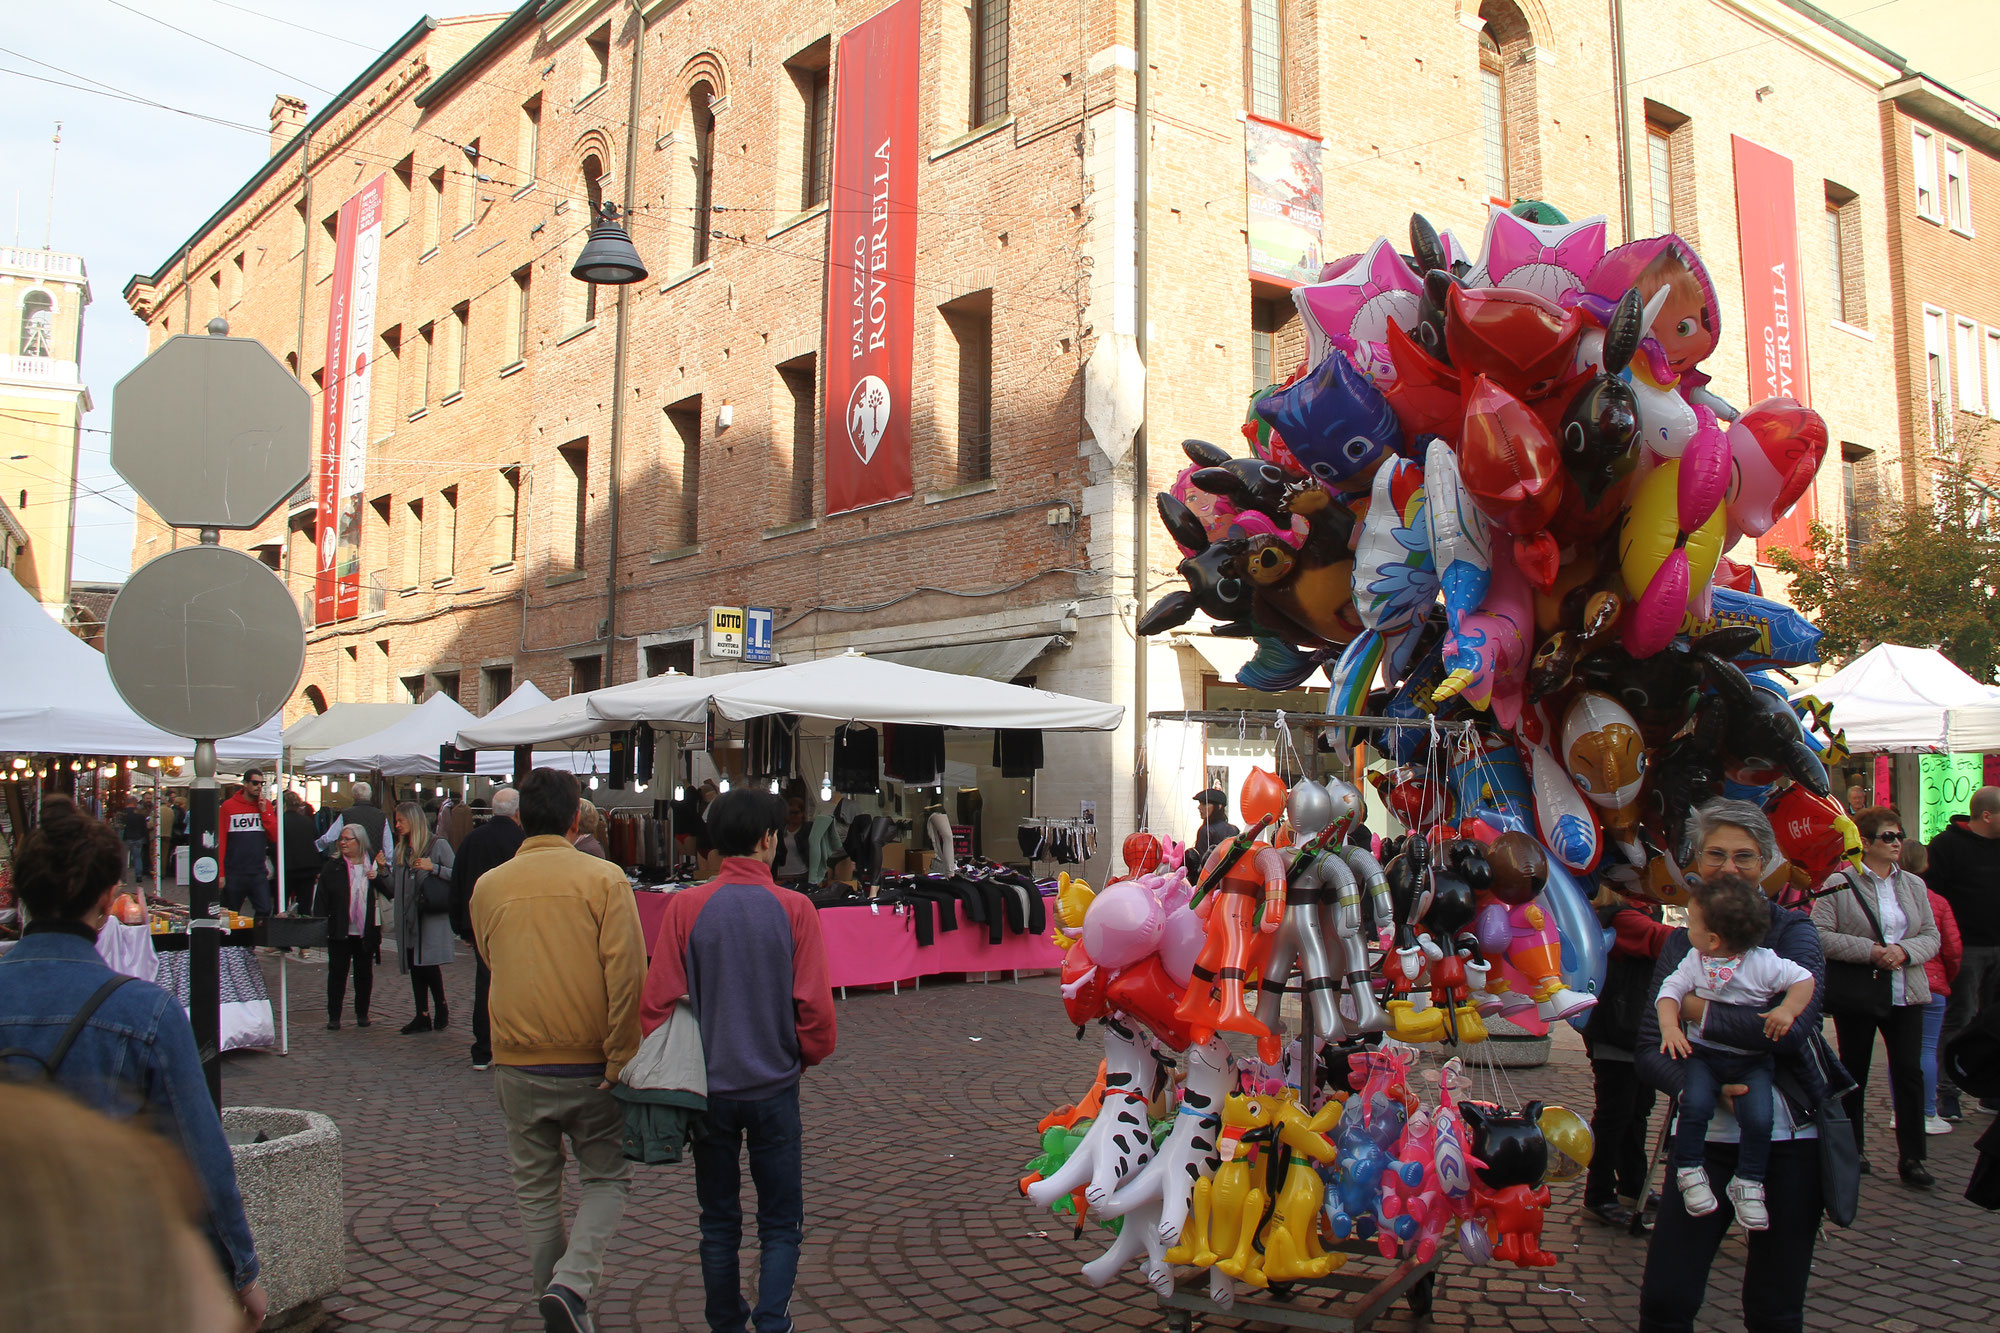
(589, 775), (600, 790)
(820, 774), (832, 803)
(769, 779), (780, 794)
(674, 784), (686, 801)
(718, 778), (730, 793)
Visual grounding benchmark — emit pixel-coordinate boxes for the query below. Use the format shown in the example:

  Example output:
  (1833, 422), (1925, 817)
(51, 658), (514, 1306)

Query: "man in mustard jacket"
(473, 767), (647, 1333)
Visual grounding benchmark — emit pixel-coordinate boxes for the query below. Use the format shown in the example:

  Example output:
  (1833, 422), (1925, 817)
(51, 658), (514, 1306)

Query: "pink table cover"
(634, 891), (1060, 989)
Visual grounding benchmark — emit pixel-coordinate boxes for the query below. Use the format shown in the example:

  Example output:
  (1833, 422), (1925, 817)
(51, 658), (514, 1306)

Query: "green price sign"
(1919, 752), (1986, 843)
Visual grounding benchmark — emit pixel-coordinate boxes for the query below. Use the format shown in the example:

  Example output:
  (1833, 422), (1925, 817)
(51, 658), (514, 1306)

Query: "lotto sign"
(708, 606), (746, 659)
(745, 607), (775, 663)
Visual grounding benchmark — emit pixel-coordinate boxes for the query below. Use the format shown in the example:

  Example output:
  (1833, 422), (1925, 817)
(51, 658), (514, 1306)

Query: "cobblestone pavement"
(222, 952), (2000, 1332)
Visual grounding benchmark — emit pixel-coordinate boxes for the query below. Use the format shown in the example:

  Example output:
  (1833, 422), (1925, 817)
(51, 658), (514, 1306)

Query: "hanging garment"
(882, 724), (945, 785)
(636, 724), (655, 783)
(833, 725), (881, 794)
(993, 729), (1045, 778)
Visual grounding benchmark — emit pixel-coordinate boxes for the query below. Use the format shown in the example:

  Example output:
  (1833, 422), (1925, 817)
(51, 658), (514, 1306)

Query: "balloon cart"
(1157, 1240), (1438, 1332)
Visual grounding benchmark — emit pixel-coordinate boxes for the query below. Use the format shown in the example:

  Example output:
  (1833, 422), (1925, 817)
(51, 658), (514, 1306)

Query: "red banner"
(314, 175), (386, 625)
(1732, 136), (1815, 562)
(821, 0), (919, 516)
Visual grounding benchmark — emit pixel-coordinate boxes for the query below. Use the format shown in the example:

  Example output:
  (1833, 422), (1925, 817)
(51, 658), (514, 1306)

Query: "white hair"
(351, 780), (373, 803)
(491, 787), (520, 819)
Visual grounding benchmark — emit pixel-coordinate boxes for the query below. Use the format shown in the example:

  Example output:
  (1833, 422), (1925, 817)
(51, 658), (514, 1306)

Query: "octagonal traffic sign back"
(111, 332), (311, 529)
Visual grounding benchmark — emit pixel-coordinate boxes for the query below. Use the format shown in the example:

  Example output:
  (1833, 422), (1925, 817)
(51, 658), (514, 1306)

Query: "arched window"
(20, 291), (54, 358)
(687, 82), (715, 266)
(581, 153), (605, 322)
(1476, 0), (1541, 204)
(303, 684), (329, 714)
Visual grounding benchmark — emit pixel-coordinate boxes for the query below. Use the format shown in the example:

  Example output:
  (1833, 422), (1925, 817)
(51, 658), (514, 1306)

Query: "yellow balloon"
(1538, 1104), (1595, 1183)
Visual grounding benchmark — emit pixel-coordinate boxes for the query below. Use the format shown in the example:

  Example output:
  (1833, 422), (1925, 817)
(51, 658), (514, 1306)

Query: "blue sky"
(1, 0), (1993, 585)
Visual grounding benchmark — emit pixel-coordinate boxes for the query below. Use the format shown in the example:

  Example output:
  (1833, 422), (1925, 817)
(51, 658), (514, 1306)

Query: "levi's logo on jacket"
(227, 813), (266, 833)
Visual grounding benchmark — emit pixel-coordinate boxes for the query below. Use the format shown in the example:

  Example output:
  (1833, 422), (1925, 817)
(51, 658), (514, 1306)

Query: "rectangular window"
(438, 485), (458, 581)
(1946, 142), (1972, 232)
(1648, 129), (1673, 236)
(569, 654), (604, 695)
(401, 673), (427, 704)
(1479, 66), (1507, 202)
(1988, 329), (2000, 424)
(377, 325), (402, 438)
(209, 269), (222, 320)
(424, 167), (445, 252)
(449, 301), (469, 396)
(320, 212), (339, 279)
(645, 640), (694, 678)
(779, 356), (817, 523)
(391, 155), (414, 229)
(1924, 306), (1950, 416)
(480, 664), (513, 713)
(509, 267), (531, 363)
(494, 466), (522, 565)
(433, 671), (461, 706)
(1247, 0), (1283, 121)
(401, 496), (424, 590)
(459, 137), (481, 230)
(1824, 183), (1865, 328)
(366, 497), (391, 614)
(1959, 317), (1984, 412)
(1914, 127), (1939, 219)
(519, 96), (542, 189)
(941, 292), (994, 484)
(1842, 443), (1873, 561)
(585, 25), (611, 99)
(415, 322), (436, 411)
(791, 55), (833, 211)
(1824, 206), (1844, 324)
(973, 0), (1009, 127)
(230, 253), (245, 306)
(559, 438), (588, 568)
(1251, 296), (1292, 394)
(664, 399), (702, 547)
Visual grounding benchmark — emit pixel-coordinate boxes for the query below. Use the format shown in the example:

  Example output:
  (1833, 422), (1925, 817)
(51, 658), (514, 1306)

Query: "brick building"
(1879, 73), (2000, 530)
(122, 0), (1949, 865)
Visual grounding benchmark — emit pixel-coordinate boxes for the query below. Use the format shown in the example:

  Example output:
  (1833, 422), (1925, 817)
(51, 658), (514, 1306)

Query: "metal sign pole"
(189, 737), (223, 1109)
(276, 743), (289, 1058)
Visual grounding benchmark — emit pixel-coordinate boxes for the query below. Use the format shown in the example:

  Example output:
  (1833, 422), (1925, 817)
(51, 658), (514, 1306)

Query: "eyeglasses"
(1699, 848), (1764, 870)
(1874, 831), (1905, 844)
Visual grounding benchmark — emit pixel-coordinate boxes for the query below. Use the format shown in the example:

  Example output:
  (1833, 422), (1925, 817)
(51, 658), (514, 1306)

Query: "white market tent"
(281, 703), (418, 762)
(0, 568), (280, 761)
(455, 672), (708, 748)
(1792, 643), (2000, 753)
(301, 683), (607, 777)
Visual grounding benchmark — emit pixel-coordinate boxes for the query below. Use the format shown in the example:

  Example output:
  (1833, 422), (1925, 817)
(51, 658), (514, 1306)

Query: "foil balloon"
(1443, 284), (1584, 404)
(1240, 767), (1288, 826)
(1617, 441), (1728, 658)
(1122, 832), (1164, 877)
(1325, 631), (1385, 755)
(1471, 207), (1608, 303)
(1253, 347), (1406, 493)
(1381, 319), (1468, 442)
(1687, 586), (1823, 669)
(1554, 287), (1645, 507)
(1287, 778), (1334, 836)
(1561, 692), (1648, 863)
(1724, 397), (1830, 539)
(1536, 1105), (1595, 1184)
(1352, 457), (1438, 637)
(1433, 541), (1533, 730)
(1104, 955), (1197, 1050)
(1424, 436), (1494, 660)
(1578, 234), (1722, 389)
(1524, 739), (1602, 873)
(1455, 375), (1565, 592)
(1768, 785), (1863, 894)
(1296, 236), (1426, 365)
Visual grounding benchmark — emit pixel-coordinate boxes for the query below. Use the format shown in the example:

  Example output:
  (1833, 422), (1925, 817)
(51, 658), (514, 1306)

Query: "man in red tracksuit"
(217, 768), (279, 920)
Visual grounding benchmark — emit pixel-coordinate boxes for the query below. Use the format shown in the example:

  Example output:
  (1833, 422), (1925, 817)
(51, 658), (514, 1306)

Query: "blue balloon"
(1692, 587), (1822, 668)
(1254, 349), (1405, 492)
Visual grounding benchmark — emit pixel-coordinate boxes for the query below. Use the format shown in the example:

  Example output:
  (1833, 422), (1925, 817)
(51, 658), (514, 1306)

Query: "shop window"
(481, 663), (513, 713)
(558, 437), (589, 569)
(519, 96), (541, 189)
(1913, 126), (1939, 220)
(779, 355), (817, 523)
(940, 291), (994, 484)
(570, 654), (604, 695)
(438, 486), (458, 580)
(1643, 101), (1694, 241)
(1247, 0), (1283, 121)
(1824, 182), (1865, 327)
(494, 466), (521, 565)
(974, 0), (1009, 126)
(664, 398), (702, 547)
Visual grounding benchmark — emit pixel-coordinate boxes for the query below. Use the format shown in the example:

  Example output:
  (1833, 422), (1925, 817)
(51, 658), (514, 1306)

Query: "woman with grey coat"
(386, 800), (456, 1035)
(1813, 805), (1940, 1187)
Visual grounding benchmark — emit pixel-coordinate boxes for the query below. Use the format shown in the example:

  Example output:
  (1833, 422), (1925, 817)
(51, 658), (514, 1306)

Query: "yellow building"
(0, 245), (91, 616)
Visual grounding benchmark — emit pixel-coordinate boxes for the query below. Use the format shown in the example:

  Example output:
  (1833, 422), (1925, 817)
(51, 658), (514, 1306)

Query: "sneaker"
(1926, 1115), (1954, 1136)
(399, 1014), (433, 1035)
(1939, 1093), (1964, 1122)
(1676, 1166), (1718, 1217)
(1725, 1177), (1770, 1230)
(472, 1059), (492, 1071)
(1584, 1200), (1636, 1228)
(539, 1283), (594, 1332)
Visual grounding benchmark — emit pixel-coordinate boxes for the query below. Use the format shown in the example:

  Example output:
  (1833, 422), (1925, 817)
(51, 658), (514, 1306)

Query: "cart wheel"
(1165, 1309), (1194, 1333)
(1407, 1271), (1437, 1317)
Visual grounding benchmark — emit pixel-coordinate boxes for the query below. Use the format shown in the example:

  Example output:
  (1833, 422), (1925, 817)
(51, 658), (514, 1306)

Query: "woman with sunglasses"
(1812, 807), (1940, 1186)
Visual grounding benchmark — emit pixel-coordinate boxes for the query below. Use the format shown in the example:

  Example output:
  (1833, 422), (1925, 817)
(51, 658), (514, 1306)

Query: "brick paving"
(222, 952), (2000, 1331)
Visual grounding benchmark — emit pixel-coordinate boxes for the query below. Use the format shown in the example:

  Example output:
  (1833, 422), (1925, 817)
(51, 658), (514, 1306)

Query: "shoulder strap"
(42, 975), (135, 1076)
(1841, 868), (1886, 945)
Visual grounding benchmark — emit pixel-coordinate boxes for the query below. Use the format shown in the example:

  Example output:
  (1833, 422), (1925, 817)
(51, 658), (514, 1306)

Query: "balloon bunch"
(1142, 200), (1855, 911)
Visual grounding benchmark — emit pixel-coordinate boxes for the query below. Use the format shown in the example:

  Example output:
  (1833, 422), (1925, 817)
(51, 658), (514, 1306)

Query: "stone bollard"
(225, 1107), (345, 1330)
(1479, 1011), (1554, 1067)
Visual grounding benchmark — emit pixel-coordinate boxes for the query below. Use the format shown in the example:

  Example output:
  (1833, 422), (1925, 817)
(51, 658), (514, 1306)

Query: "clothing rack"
(1148, 709), (1480, 733)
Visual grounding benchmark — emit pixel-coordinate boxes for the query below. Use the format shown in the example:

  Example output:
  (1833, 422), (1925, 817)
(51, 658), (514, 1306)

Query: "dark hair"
(518, 767), (581, 839)
(1688, 872), (1770, 955)
(706, 789), (788, 857)
(14, 806), (124, 920)
(1852, 806), (1903, 843)
(241, 767), (264, 782)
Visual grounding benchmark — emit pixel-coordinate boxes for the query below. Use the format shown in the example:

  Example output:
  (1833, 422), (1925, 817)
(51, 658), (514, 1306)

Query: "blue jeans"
(1675, 1049), (1776, 1182)
(693, 1086), (804, 1333)
(1922, 993), (1949, 1116)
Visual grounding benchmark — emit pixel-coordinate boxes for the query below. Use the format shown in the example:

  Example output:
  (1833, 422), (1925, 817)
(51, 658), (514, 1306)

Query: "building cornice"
(1884, 77), (2000, 158)
(1721, 0), (1906, 89)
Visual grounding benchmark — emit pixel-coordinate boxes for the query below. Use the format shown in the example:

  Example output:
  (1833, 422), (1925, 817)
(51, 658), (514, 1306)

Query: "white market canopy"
(1792, 643), (2000, 754)
(457, 652), (1124, 749)
(0, 568), (280, 761)
(281, 703), (417, 760)
(303, 683), (605, 777)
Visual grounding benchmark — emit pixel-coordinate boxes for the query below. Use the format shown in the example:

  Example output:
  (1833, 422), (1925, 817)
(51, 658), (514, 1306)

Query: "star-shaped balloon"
(1298, 237), (1425, 368)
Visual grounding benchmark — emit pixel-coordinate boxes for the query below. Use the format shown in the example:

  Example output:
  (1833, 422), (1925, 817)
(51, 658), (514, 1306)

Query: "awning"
(875, 635), (1056, 681)
(282, 703), (418, 760)
(706, 652), (1123, 732)
(1792, 643), (2000, 753)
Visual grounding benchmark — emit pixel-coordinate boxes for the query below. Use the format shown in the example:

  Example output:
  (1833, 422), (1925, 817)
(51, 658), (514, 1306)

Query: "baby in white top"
(1655, 874), (1815, 1231)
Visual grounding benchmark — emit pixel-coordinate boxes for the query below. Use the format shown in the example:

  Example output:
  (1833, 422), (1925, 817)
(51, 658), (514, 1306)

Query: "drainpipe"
(1131, 0), (1151, 825)
(293, 130), (314, 382)
(1610, 0), (1634, 241)
(602, 2), (647, 688)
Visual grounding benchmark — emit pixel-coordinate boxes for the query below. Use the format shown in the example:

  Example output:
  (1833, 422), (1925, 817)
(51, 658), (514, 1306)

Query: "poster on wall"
(1731, 135), (1815, 563)
(1245, 115), (1324, 286)
(821, 0), (919, 516)
(1919, 751), (1984, 842)
(314, 174), (386, 625)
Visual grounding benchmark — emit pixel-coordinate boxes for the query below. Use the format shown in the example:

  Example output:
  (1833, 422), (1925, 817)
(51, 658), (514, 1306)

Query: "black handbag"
(1814, 1095), (1862, 1227)
(1822, 872), (1893, 1022)
(413, 839), (454, 915)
